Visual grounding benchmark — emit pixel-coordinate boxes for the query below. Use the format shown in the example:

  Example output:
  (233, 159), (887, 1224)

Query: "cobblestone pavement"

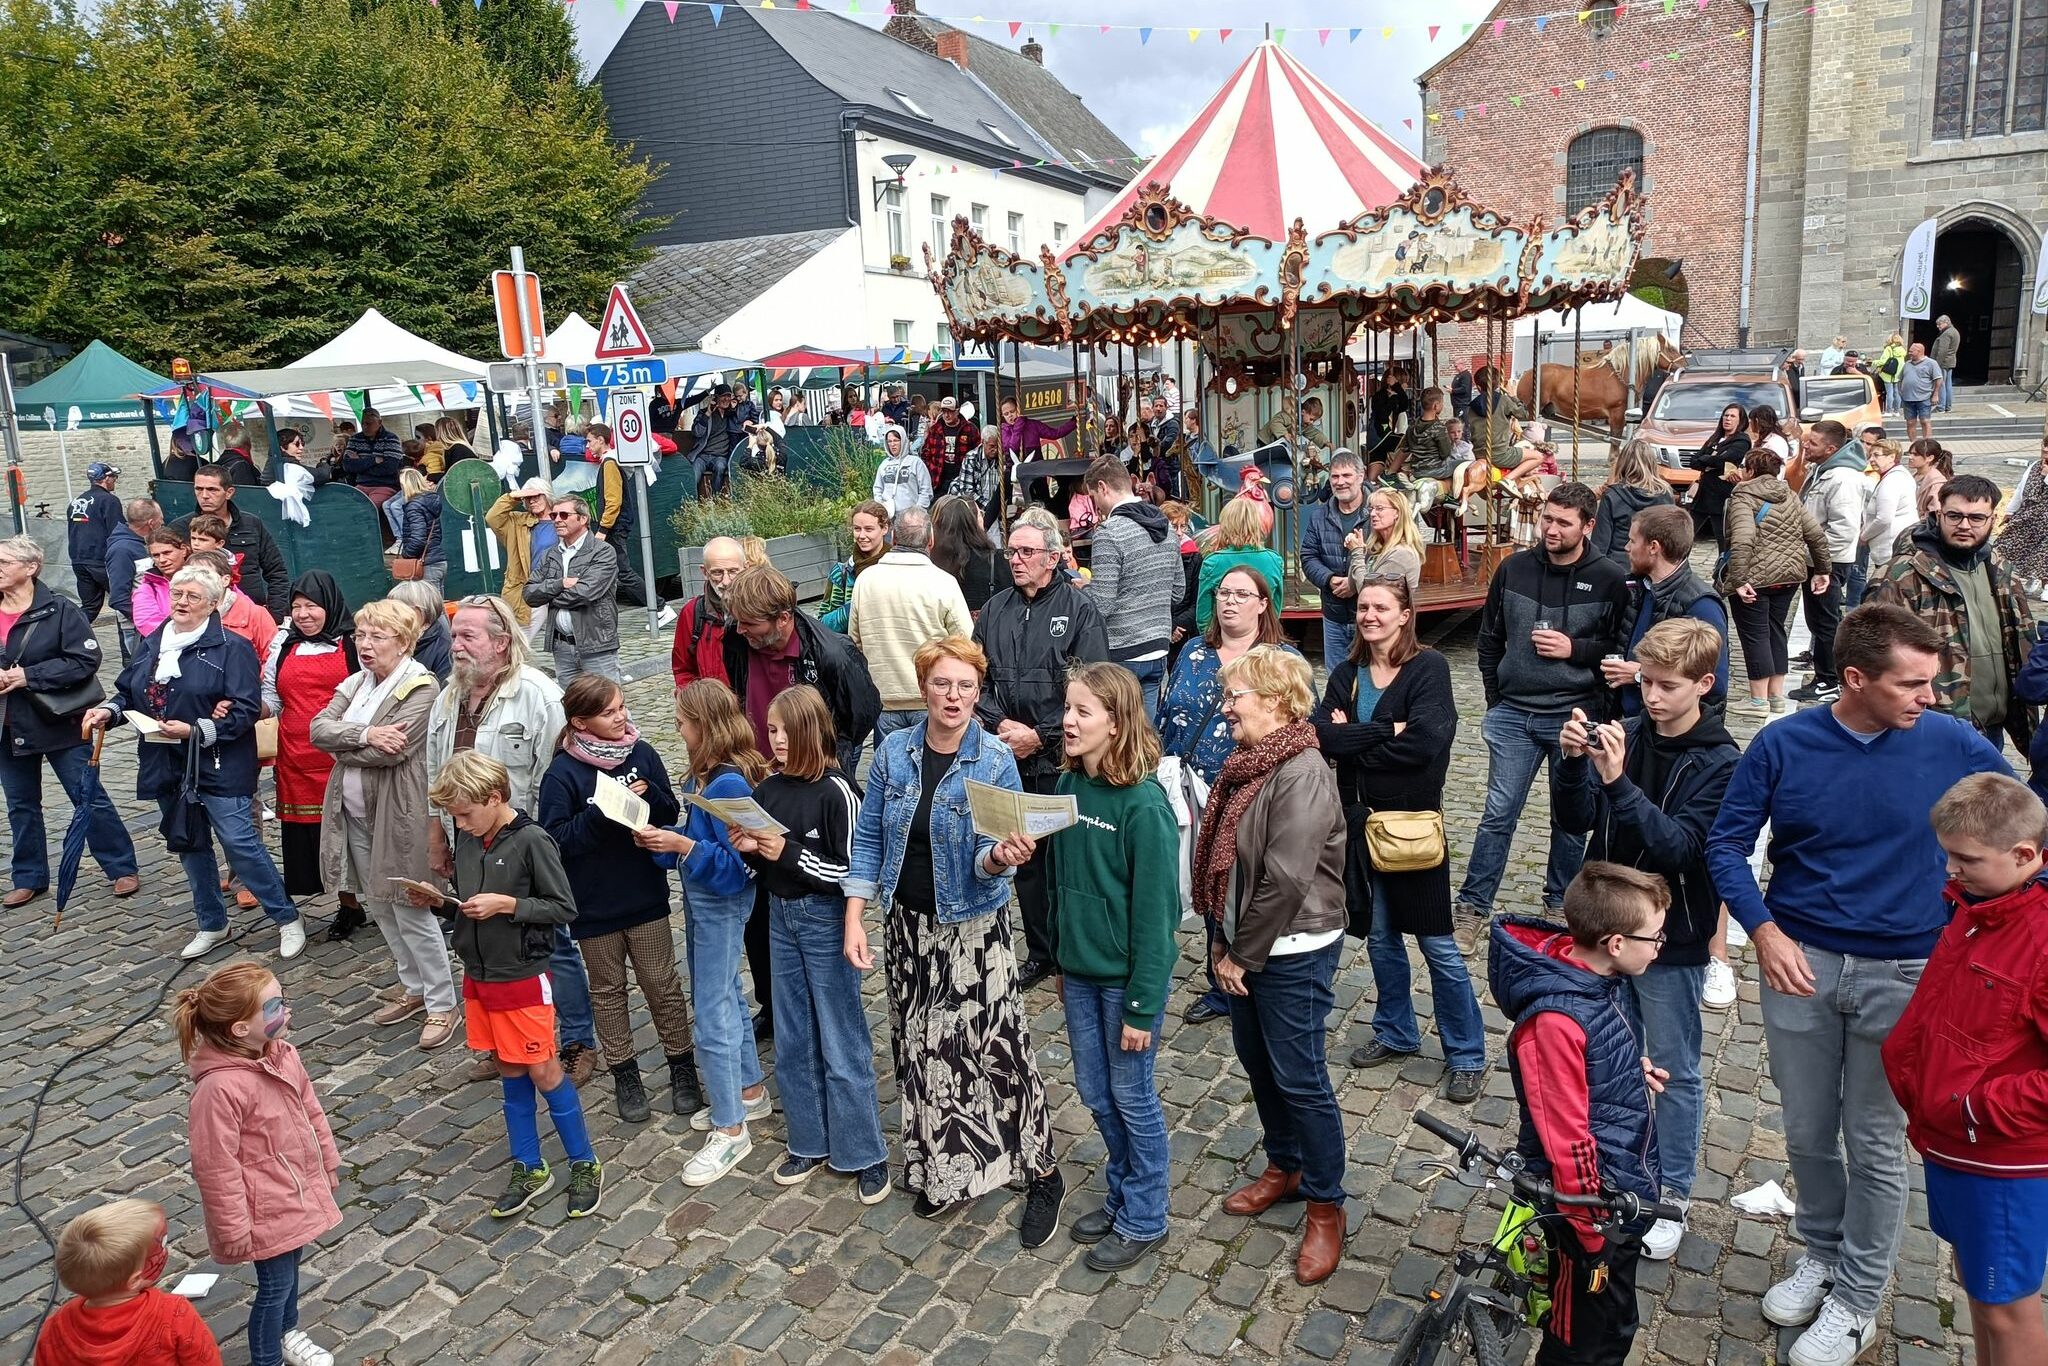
(13, 435), (2041, 1364)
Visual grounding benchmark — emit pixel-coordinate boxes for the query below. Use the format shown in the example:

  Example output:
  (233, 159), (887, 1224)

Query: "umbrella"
(53, 731), (107, 931)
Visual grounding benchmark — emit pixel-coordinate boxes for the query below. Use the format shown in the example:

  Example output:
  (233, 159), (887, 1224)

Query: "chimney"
(936, 30), (969, 70)
(1020, 35), (1044, 64)
(883, 0), (937, 54)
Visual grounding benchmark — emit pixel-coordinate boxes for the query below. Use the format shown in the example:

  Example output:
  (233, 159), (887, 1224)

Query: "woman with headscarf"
(262, 572), (360, 937)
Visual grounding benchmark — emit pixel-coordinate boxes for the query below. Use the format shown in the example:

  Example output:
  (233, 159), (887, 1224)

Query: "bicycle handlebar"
(1413, 1111), (1686, 1225)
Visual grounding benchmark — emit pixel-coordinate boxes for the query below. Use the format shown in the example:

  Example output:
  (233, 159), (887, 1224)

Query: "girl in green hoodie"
(1046, 662), (1182, 1272)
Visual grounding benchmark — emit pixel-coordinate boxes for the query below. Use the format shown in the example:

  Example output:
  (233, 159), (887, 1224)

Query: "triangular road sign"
(593, 284), (655, 360)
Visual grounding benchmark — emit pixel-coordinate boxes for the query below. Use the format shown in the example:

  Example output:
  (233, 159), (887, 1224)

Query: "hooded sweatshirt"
(1803, 438), (1870, 562)
(871, 426), (932, 517)
(1087, 499), (1185, 663)
(1589, 483), (1675, 567)
(34, 1289), (220, 1366)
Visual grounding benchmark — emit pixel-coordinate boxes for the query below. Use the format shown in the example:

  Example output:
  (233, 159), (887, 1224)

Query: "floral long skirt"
(885, 900), (1054, 1203)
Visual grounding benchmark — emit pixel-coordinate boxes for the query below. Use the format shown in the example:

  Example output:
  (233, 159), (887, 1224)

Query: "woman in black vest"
(1312, 575), (1487, 1104)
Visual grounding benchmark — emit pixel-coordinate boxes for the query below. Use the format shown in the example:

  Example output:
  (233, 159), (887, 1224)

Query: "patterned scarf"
(565, 720), (640, 771)
(1189, 719), (1319, 922)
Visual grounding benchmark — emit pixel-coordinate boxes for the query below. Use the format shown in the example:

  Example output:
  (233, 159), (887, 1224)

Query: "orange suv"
(1630, 350), (1811, 482)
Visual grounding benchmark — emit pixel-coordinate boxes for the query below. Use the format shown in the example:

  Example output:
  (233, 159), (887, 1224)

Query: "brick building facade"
(1417, 0), (1759, 348)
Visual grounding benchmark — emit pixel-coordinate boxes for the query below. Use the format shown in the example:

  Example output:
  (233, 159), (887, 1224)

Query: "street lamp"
(873, 153), (916, 208)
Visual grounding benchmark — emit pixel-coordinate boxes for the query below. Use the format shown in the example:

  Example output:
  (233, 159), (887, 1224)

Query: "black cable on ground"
(8, 906), (333, 1365)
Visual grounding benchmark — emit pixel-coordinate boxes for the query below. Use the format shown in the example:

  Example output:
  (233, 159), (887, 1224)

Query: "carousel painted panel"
(928, 227), (1059, 342)
(1060, 189), (1290, 319)
(1205, 307), (1354, 364)
(1527, 172), (1647, 301)
(1306, 207), (1527, 301)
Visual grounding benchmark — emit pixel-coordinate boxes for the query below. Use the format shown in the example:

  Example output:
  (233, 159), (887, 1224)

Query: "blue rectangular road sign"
(582, 358), (668, 389)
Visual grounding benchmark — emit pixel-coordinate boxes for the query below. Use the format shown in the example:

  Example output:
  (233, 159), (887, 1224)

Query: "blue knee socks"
(501, 1075), (542, 1168)
(541, 1078), (595, 1164)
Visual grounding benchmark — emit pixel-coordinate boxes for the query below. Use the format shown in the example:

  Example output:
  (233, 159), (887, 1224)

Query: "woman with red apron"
(262, 571), (360, 937)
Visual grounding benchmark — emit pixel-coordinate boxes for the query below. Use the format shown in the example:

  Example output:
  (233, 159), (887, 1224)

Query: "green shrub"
(672, 470), (856, 548)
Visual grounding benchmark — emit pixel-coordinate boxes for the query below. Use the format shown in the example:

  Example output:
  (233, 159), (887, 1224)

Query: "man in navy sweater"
(1706, 604), (2010, 1366)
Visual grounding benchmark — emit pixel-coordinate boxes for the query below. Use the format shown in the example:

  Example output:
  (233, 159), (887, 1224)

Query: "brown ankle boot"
(1295, 1200), (1345, 1285)
(1222, 1166), (1302, 1216)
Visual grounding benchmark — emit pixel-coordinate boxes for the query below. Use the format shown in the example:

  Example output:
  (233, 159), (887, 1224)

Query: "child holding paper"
(537, 675), (696, 1124)
(634, 679), (770, 1187)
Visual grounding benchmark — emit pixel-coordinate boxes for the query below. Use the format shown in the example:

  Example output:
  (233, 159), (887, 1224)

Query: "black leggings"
(1731, 584), (1798, 681)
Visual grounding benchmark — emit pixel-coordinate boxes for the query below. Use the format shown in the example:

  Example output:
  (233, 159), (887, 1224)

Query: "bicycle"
(1386, 1111), (1684, 1366)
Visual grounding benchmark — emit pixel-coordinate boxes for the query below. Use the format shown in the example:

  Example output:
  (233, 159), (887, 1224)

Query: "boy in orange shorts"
(415, 751), (601, 1220)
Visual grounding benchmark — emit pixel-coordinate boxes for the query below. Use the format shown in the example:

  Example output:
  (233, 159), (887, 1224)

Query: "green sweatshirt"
(1049, 770), (1182, 1030)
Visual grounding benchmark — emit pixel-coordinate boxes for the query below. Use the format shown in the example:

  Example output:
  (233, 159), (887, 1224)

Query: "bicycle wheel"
(1464, 1300), (1511, 1366)
(1388, 1296), (1457, 1366)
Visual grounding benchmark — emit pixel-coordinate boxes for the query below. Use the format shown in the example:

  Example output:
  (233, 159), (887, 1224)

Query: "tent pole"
(143, 398), (163, 488)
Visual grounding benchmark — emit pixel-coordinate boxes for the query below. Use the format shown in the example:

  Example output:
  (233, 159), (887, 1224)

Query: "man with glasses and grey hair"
(524, 496), (621, 685)
(972, 512), (1109, 987)
(426, 594), (597, 1084)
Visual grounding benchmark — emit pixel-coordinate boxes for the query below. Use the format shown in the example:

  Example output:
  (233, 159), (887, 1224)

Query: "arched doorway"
(1914, 218), (2025, 386)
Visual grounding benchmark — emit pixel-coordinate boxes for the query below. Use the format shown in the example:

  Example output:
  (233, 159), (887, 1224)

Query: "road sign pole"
(510, 247), (547, 481)
(635, 472), (659, 638)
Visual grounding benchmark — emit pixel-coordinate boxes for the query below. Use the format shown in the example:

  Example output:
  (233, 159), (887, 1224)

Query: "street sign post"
(594, 285), (655, 360)
(583, 358), (667, 390)
(488, 360), (564, 395)
(505, 249), (550, 480)
(492, 271), (546, 361)
(605, 388), (662, 638)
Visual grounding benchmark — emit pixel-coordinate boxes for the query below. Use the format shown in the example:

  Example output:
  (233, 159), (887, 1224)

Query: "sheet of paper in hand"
(963, 778), (1078, 840)
(593, 771), (651, 830)
(681, 790), (790, 834)
(387, 877), (461, 910)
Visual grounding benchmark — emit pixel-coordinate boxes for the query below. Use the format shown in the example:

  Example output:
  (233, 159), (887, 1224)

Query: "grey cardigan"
(524, 533), (620, 655)
(1223, 747), (1349, 972)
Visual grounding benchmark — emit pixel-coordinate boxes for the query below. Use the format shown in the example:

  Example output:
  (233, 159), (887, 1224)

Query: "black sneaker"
(564, 1160), (602, 1218)
(1085, 1230), (1165, 1274)
(1443, 1070), (1485, 1104)
(611, 1061), (650, 1124)
(1016, 958), (1054, 991)
(1182, 998), (1227, 1024)
(775, 1154), (826, 1187)
(857, 1163), (890, 1205)
(1789, 680), (1840, 704)
(1070, 1206), (1114, 1244)
(667, 1053), (704, 1117)
(1348, 1039), (1419, 1068)
(1020, 1167), (1066, 1249)
(490, 1162), (553, 1218)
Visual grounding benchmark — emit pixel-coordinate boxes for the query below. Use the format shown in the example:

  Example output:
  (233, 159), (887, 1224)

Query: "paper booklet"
(387, 877), (461, 910)
(124, 711), (181, 744)
(592, 771), (651, 830)
(680, 791), (789, 835)
(963, 779), (1078, 841)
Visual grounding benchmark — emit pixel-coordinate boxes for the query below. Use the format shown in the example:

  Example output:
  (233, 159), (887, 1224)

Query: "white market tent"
(252, 307), (489, 419)
(545, 313), (600, 370)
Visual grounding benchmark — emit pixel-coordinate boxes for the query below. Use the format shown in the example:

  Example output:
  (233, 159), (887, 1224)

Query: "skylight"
(981, 121), (1020, 150)
(886, 88), (933, 121)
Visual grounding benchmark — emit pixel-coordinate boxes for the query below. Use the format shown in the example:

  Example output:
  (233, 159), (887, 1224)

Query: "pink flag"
(663, 1), (678, 17)
(1008, 19), (1021, 37)
(307, 392), (334, 423)
(1317, 27), (1330, 43)
(1493, 18), (1507, 36)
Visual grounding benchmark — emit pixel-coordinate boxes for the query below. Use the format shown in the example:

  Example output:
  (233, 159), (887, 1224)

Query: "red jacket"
(35, 1288), (220, 1366)
(921, 417), (976, 491)
(670, 594), (731, 690)
(186, 1040), (342, 1265)
(1883, 874), (2048, 1175)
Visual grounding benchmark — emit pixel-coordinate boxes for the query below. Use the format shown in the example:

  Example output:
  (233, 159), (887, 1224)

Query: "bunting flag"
(1494, 17), (1507, 34)
(307, 392), (334, 423)
(664, 2), (679, 19)
(1427, 24), (1439, 39)
(1347, 27), (1360, 40)
(1008, 18), (1020, 34)
(568, 384), (584, 414)
(1218, 27), (1230, 40)
(1139, 25), (1150, 42)
(407, 384), (428, 408)
(709, 2), (722, 21)
(342, 390), (367, 424)
(1187, 27), (1200, 41)
(460, 382), (480, 405)
(425, 383), (447, 407)
(1317, 27), (1329, 42)
(593, 389), (609, 417)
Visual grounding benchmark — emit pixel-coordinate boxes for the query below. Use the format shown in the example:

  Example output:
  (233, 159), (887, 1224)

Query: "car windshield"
(1652, 382), (1781, 423)
(1802, 377), (1869, 413)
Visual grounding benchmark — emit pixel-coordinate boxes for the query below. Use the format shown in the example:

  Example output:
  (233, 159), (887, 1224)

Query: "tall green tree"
(428, 0), (585, 105)
(0, 0), (660, 368)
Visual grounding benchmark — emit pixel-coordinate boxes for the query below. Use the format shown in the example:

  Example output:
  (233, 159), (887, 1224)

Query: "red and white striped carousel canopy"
(1063, 41), (1427, 256)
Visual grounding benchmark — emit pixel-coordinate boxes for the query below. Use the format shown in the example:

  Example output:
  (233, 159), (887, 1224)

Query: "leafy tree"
(426, 0), (585, 105)
(0, 0), (660, 368)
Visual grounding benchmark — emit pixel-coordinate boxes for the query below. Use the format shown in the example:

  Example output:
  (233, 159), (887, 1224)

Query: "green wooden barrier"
(151, 479), (391, 610)
(437, 459), (511, 602)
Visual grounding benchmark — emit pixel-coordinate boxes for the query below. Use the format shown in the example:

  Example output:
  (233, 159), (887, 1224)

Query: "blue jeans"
(1365, 877), (1487, 1072)
(694, 454), (731, 497)
(1459, 704), (1587, 912)
(1630, 962), (1705, 1200)
(1844, 543), (1870, 609)
(1065, 978), (1169, 1240)
(770, 892), (887, 1172)
(1321, 617), (1357, 670)
(1125, 658), (1165, 719)
(164, 791), (296, 932)
(0, 741), (138, 891)
(247, 1248), (300, 1366)
(684, 880), (765, 1127)
(875, 709), (923, 742)
(1229, 940), (1346, 1202)
(550, 925), (595, 1050)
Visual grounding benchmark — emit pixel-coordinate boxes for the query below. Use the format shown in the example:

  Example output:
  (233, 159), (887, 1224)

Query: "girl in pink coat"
(176, 962), (341, 1366)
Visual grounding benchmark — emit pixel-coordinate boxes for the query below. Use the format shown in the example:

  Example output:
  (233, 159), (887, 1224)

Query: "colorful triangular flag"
(663, 1), (678, 18)
(307, 392), (334, 423)
(709, 3), (723, 22)
(342, 390), (367, 424)
(1187, 28), (1200, 41)
(1318, 27), (1330, 43)
(1139, 26), (1150, 42)
(1427, 25), (1439, 39)
(1008, 20), (1021, 37)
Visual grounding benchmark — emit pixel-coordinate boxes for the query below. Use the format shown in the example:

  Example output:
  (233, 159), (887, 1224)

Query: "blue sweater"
(1705, 707), (2009, 958)
(664, 766), (756, 898)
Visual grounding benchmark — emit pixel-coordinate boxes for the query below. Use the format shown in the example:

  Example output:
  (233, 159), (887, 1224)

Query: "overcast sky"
(573, 0), (1502, 158)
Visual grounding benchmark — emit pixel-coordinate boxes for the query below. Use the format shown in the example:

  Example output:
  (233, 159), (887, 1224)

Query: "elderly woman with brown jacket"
(1191, 644), (1349, 1287)
(312, 598), (453, 1050)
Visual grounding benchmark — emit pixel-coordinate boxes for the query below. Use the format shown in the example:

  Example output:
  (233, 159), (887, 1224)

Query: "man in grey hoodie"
(1792, 422), (1865, 703)
(1081, 457), (1185, 714)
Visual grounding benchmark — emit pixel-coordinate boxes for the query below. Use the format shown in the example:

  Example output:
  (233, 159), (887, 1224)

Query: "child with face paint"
(37, 1197), (221, 1365)
(175, 962), (341, 1366)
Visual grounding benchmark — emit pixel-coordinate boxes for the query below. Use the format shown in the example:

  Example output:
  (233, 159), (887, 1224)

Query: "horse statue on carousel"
(1514, 337), (1681, 440)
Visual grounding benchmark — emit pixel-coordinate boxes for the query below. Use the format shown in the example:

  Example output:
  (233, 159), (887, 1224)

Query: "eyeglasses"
(926, 679), (979, 696)
(550, 510), (582, 521)
(1003, 546), (1046, 560)
(1616, 930), (1667, 947)
(1223, 688), (1261, 702)
(1213, 589), (1261, 603)
(1941, 510), (1993, 527)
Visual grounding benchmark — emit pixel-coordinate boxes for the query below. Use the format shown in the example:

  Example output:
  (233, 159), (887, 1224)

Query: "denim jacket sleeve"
(844, 744), (890, 902)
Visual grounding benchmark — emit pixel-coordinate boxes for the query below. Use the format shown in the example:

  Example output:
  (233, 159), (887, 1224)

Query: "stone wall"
(8, 429), (156, 526)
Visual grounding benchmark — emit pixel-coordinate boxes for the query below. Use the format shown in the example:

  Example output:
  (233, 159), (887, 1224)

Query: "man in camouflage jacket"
(1871, 473), (2038, 755)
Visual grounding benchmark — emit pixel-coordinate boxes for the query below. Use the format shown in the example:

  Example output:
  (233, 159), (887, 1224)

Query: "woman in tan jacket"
(1191, 645), (1349, 1287)
(485, 477), (554, 627)
(1720, 447), (1830, 713)
(312, 598), (452, 1049)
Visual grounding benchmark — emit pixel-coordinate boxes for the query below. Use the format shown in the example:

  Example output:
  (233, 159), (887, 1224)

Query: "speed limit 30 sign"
(610, 392), (652, 469)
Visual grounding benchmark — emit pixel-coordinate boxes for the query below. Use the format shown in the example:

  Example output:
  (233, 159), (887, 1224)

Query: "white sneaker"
(1787, 1297), (1877, 1366)
(690, 1089), (772, 1131)
(681, 1126), (753, 1186)
(1727, 919), (1750, 948)
(278, 919), (306, 960)
(1762, 1255), (1836, 1327)
(280, 1329), (334, 1366)
(656, 604), (678, 628)
(180, 929), (231, 960)
(1703, 957), (1738, 1009)
(1641, 1201), (1687, 1260)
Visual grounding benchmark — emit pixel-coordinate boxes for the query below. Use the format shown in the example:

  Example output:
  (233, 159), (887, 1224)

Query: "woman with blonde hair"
(1345, 487), (1424, 593)
(1195, 497), (1284, 630)
(1590, 438), (1675, 567)
(435, 415), (477, 469)
(397, 467), (445, 591)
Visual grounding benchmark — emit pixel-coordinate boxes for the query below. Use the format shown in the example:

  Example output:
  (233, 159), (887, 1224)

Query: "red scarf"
(1189, 719), (1319, 922)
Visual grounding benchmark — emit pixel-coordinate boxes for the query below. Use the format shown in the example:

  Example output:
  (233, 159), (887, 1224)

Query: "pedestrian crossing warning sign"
(594, 284), (654, 360)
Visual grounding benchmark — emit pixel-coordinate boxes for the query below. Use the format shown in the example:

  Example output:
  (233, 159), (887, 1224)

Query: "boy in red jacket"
(1883, 772), (2048, 1366)
(37, 1198), (220, 1365)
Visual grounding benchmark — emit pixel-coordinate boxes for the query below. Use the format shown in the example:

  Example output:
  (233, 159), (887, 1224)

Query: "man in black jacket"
(1458, 481), (1631, 947)
(973, 515), (1110, 986)
(105, 497), (159, 663)
(1554, 617), (1737, 1264)
(65, 462), (124, 619)
(170, 465), (290, 620)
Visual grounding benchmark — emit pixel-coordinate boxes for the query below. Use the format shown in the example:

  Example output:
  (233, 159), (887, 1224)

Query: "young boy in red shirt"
(1489, 862), (1671, 1366)
(36, 1198), (220, 1365)
(1883, 772), (2048, 1366)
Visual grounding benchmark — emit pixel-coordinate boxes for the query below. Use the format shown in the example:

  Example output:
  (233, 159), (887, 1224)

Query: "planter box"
(677, 532), (840, 605)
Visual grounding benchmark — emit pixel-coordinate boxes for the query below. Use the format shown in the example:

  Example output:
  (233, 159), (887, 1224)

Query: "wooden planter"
(676, 533), (839, 605)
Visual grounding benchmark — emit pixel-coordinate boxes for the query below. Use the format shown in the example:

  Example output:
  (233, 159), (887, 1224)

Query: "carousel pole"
(1571, 307), (1583, 482)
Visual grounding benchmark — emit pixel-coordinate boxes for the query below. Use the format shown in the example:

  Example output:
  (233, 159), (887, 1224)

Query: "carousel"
(926, 39), (1650, 616)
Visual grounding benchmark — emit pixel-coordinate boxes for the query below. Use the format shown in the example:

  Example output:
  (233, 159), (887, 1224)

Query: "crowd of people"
(15, 360), (2048, 1366)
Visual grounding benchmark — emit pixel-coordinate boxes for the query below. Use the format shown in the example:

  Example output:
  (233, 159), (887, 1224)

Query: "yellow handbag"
(1364, 809), (1446, 873)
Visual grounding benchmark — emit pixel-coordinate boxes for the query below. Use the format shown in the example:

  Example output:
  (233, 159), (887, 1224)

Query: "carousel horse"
(1514, 338), (1680, 440)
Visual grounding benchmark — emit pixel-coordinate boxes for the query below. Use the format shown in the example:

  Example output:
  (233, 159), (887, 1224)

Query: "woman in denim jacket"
(844, 635), (1067, 1248)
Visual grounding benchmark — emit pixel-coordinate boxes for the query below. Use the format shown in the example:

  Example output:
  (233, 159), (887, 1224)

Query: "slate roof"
(909, 19), (1135, 171)
(628, 229), (848, 348)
